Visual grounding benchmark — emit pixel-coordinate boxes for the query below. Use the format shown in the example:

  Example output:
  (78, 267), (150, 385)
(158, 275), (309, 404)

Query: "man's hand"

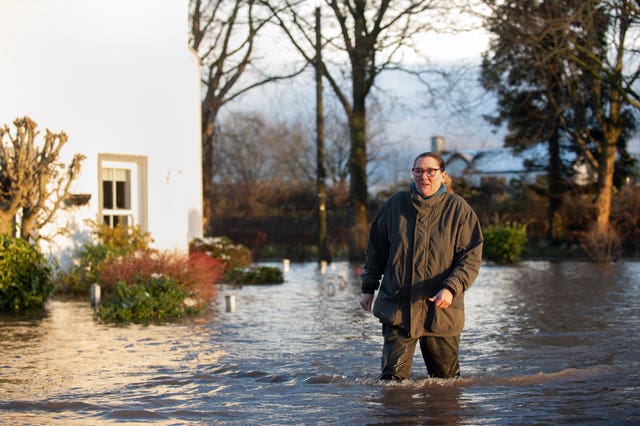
(429, 288), (453, 309)
(360, 293), (374, 311)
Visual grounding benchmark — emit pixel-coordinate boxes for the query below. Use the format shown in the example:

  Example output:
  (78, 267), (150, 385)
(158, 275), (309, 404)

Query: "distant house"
(0, 1), (203, 265)
(446, 144), (548, 187)
(430, 137), (592, 187)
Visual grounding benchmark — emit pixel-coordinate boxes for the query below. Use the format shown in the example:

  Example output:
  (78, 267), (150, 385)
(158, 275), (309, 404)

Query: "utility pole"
(315, 6), (329, 263)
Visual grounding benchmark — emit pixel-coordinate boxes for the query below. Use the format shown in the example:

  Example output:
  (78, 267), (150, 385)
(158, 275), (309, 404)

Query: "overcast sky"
(232, 17), (639, 160)
(225, 20), (500, 154)
(3, 0), (635, 162)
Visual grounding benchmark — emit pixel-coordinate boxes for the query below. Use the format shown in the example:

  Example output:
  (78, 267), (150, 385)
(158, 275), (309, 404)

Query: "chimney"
(431, 136), (445, 153)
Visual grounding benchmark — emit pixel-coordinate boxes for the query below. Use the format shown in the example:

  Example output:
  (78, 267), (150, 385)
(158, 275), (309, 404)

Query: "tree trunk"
(594, 139), (617, 234)
(315, 7), (329, 264)
(0, 212), (14, 236)
(201, 104), (218, 237)
(345, 2), (372, 262)
(348, 105), (368, 262)
(547, 128), (563, 242)
(594, 77), (623, 236)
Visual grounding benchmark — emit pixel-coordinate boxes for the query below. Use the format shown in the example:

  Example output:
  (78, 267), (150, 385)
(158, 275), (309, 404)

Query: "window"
(98, 154), (148, 230)
(102, 167), (132, 227)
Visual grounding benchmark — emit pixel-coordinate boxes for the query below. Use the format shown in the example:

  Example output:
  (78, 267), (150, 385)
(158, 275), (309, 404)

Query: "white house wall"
(0, 0), (202, 263)
(444, 157), (470, 180)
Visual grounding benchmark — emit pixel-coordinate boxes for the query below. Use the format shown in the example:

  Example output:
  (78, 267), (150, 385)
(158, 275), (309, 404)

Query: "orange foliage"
(97, 250), (224, 305)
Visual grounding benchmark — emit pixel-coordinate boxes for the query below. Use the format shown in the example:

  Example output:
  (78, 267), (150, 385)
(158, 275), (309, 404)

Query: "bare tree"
(261, 0), (444, 260)
(189, 0), (304, 236)
(208, 111), (316, 219)
(323, 108), (351, 189)
(0, 117), (84, 241)
(214, 112), (315, 183)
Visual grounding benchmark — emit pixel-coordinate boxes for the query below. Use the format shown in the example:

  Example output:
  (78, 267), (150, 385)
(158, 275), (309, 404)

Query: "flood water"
(1, 260), (639, 425)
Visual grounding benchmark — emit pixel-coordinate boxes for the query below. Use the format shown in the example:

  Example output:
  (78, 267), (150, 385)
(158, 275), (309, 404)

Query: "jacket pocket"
(427, 304), (464, 335)
(373, 288), (403, 325)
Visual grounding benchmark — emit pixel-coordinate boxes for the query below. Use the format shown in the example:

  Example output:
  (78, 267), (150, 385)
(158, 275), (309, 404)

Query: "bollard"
(320, 260), (327, 275)
(225, 294), (236, 312)
(338, 270), (347, 289)
(326, 281), (336, 296)
(90, 283), (101, 308)
(283, 258), (290, 273)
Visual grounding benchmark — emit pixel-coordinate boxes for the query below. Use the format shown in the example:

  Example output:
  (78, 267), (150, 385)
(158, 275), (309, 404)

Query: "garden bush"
(55, 222), (226, 323)
(98, 276), (197, 323)
(96, 249), (224, 316)
(190, 236), (252, 273)
(483, 222), (528, 264)
(0, 235), (52, 313)
(224, 266), (284, 285)
(55, 222), (153, 295)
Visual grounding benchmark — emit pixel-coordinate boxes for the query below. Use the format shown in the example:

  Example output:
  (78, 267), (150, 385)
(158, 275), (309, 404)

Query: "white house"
(0, 0), (203, 264)
(430, 137), (592, 187)
(453, 144), (549, 187)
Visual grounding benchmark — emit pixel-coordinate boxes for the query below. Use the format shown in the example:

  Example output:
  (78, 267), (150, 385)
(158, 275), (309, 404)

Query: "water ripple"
(1, 261), (639, 424)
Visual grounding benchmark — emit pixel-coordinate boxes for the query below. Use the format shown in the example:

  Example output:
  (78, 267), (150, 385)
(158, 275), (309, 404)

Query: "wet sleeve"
(360, 207), (390, 294)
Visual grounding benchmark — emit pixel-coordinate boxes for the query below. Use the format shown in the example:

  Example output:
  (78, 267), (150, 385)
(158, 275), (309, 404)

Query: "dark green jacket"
(361, 189), (483, 337)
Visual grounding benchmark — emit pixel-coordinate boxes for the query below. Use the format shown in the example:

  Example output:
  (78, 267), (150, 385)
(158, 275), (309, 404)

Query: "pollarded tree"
(0, 117), (84, 241)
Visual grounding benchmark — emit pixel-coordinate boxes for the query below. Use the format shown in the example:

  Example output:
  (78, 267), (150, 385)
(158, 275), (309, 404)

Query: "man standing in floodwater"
(359, 152), (483, 380)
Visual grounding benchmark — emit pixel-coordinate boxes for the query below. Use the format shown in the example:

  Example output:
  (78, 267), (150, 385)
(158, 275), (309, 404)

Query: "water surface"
(1, 261), (639, 424)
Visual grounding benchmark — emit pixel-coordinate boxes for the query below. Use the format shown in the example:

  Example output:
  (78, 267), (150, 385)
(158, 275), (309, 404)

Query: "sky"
(229, 14), (639, 162)
(225, 19), (500, 153)
(3, 0), (636, 171)
(0, 0), (502, 194)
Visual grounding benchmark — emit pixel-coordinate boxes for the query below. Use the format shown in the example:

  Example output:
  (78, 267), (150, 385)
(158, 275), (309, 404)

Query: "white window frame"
(97, 154), (148, 231)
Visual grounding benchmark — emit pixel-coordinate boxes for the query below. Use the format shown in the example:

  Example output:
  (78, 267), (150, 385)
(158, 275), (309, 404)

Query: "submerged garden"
(0, 223), (283, 323)
(1, 116), (639, 324)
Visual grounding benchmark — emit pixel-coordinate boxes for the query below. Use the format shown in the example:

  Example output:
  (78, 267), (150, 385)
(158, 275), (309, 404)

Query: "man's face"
(412, 155), (446, 197)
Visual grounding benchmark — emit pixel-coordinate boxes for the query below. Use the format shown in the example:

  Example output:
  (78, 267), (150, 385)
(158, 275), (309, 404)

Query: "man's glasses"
(412, 167), (443, 177)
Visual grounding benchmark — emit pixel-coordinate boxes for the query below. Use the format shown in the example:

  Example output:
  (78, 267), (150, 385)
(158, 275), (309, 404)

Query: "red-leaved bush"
(97, 250), (224, 306)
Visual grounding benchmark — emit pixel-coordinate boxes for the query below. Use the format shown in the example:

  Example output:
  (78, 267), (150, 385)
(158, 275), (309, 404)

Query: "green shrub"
(55, 221), (153, 295)
(98, 276), (198, 323)
(224, 265), (284, 285)
(54, 222), (229, 323)
(190, 236), (252, 273)
(483, 222), (528, 264)
(96, 250), (223, 308)
(0, 235), (52, 312)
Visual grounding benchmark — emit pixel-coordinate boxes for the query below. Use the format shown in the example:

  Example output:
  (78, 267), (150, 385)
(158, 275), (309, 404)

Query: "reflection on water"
(1, 261), (639, 424)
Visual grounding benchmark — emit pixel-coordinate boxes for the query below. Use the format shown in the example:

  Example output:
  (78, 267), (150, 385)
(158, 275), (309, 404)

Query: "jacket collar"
(411, 181), (447, 199)
(410, 182), (447, 210)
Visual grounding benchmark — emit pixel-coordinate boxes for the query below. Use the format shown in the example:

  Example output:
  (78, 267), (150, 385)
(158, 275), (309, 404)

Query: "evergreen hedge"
(0, 235), (52, 312)
(483, 222), (528, 264)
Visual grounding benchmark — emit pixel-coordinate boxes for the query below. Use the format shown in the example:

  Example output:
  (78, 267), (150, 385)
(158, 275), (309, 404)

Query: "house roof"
(471, 144), (547, 174)
(443, 143), (575, 175)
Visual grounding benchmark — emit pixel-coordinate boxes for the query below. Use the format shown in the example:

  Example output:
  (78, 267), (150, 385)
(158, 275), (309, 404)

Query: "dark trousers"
(380, 324), (460, 380)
